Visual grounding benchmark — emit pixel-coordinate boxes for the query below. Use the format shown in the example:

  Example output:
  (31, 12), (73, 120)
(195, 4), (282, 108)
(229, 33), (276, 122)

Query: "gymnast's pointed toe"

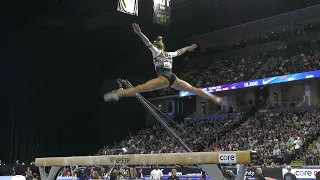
(103, 92), (119, 102)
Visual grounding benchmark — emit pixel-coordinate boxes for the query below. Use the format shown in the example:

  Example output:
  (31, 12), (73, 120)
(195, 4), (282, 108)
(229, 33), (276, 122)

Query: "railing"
(297, 95), (308, 107)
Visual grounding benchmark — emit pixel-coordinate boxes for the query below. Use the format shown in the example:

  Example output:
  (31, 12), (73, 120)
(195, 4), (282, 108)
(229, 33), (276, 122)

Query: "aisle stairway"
(290, 154), (305, 166)
(290, 136), (320, 166)
(289, 110), (314, 166)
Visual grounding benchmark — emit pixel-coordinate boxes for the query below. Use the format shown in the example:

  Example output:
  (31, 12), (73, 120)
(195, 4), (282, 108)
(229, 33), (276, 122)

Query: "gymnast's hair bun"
(157, 36), (163, 41)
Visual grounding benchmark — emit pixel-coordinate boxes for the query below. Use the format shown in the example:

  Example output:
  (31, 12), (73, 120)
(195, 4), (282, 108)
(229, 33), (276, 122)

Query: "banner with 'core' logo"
(218, 154), (236, 163)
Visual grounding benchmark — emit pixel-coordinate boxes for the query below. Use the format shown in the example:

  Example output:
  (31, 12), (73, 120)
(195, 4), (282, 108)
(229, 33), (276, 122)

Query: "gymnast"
(104, 23), (223, 105)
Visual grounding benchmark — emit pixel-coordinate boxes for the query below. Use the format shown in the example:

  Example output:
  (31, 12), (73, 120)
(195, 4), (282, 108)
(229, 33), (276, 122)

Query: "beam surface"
(35, 151), (254, 166)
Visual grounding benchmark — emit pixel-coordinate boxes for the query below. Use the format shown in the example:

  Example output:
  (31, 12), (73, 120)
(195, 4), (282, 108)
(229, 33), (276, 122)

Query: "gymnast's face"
(153, 41), (165, 51)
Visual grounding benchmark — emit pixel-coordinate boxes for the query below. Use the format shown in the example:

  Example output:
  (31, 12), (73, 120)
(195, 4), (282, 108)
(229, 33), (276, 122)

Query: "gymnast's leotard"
(148, 44), (180, 86)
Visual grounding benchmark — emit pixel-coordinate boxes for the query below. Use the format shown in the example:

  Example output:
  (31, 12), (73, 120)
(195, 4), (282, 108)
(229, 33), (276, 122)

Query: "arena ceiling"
(20, 0), (320, 38)
(6, 0), (320, 81)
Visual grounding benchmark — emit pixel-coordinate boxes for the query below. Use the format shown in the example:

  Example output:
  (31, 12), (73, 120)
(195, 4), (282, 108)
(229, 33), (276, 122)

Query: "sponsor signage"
(282, 168), (320, 179)
(218, 154), (236, 163)
(117, 0), (139, 16)
(153, 0), (171, 25)
(109, 157), (130, 164)
(180, 70), (320, 97)
(0, 166), (283, 180)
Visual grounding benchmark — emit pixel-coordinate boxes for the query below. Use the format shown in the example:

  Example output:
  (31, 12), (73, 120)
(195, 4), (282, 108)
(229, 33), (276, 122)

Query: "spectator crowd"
(181, 36), (319, 89)
(2, 108), (319, 178)
(108, 114), (241, 154)
(98, 108), (320, 168)
(209, 109), (320, 167)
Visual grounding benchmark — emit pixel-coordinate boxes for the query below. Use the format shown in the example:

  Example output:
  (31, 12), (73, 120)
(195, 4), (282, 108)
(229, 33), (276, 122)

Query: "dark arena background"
(1, 0), (320, 180)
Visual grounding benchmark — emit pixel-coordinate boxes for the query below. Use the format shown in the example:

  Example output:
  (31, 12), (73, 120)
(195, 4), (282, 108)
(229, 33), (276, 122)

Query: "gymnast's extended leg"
(171, 78), (223, 105)
(104, 76), (169, 102)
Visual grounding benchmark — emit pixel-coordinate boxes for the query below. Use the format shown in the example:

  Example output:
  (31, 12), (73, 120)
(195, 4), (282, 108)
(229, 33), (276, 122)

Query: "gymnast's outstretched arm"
(167, 44), (198, 58)
(176, 44), (198, 55)
(138, 32), (153, 48)
(132, 23), (153, 48)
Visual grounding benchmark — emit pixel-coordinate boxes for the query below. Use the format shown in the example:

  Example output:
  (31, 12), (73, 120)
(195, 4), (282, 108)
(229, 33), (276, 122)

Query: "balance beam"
(35, 151), (257, 166)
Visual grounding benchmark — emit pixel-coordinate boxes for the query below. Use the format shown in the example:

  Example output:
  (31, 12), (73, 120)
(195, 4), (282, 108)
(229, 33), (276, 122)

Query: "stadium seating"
(96, 107), (320, 168)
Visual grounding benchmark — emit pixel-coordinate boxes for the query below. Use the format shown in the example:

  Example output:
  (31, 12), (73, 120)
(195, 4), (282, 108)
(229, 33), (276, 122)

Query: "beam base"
(39, 166), (62, 180)
(236, 164), (248, 180)
(201, 164), (224, 180)
(201, 164), (248, 180)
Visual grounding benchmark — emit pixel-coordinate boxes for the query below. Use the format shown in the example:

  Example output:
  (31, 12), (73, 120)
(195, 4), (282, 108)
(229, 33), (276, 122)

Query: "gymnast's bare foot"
(103, 88), (123, 102)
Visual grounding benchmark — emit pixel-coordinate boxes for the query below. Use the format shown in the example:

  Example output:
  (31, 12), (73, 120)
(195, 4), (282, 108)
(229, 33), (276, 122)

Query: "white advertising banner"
(282, 168), (320, 179)
(117, 0), (138, 16)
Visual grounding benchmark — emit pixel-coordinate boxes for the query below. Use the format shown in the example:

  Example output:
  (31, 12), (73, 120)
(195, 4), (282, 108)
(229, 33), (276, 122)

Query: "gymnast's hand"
(132, 23), (142, 35)
(187, 44), (197, 51)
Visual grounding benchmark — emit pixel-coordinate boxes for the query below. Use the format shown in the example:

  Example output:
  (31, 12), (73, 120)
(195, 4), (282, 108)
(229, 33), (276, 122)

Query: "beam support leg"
(39, 166), (62, 180)
(201, 164), (224, 180)
(236, 164), (248, 180)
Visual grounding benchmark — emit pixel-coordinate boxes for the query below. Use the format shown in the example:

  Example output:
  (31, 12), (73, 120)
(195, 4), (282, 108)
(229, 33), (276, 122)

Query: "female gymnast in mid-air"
(104, 23), (223, 105)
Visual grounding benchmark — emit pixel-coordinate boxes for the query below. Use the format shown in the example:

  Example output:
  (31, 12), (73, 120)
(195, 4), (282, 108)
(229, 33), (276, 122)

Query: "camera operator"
(137, 168), (144, 178)
(283, 166), (297, 180)
(168, 169), (179, 180)
(11, 167), (16, 175)
(255, 168), (265, 180)
(150, 165), (163, 180)
(316, 170), (320, 180)
(100, 166), (107, 177)
(110, 168), (120, 180)
(200, 169), (206, 180)
(222, 167), (235, 180)
(76, 168), (88, 180)
(32, 173), (39, 180)
(127, 140), (138, 179)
